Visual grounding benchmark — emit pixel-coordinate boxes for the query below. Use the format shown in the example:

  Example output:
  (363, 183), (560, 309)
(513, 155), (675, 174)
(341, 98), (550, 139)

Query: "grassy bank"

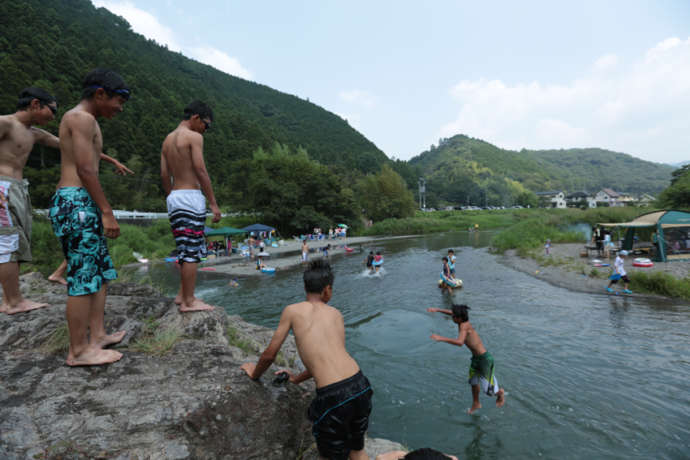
(360, 209), (522, 236)
(490, 207), (642, 253)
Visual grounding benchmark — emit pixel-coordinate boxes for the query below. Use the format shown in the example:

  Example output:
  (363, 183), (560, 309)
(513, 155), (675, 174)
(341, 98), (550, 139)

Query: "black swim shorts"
(308, 370), (373, 460)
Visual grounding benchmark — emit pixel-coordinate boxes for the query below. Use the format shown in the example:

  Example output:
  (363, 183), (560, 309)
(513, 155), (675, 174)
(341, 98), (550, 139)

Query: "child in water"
(447, 249), (456, 276)
(365, 251), (375, 274)
(373, 251), (384, 272)
(544, 239), (551, 255)
(427, 304), (506, 414)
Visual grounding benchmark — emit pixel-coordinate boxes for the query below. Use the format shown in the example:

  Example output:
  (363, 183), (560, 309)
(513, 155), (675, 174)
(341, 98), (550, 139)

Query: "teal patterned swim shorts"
(49, 187), (117, 296)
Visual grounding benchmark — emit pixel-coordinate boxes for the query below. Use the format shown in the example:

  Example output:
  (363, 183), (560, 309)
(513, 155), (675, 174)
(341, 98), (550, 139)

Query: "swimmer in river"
(427, 304), (506, 414)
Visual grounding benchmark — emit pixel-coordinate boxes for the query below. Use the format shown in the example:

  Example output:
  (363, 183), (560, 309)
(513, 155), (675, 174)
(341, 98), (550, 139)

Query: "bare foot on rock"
(1, 299), (49, 315)
(179, 298), (215, 312)
(48, 274), (68, 285)
(95, 330), (127, 348)
(174, 295), (182, 305)
(496, 388), (506, 408)
(66, 348), (123, 366)
(468, 402), (482, 414)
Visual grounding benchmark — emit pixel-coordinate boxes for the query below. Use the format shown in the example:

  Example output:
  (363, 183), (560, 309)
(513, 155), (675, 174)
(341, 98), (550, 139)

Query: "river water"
(146, 232), (689, 459)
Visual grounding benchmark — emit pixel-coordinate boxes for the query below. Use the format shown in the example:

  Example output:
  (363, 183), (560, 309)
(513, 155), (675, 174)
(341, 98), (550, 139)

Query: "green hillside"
(408, 135), (674, 207)
(0, 0), (388, 211)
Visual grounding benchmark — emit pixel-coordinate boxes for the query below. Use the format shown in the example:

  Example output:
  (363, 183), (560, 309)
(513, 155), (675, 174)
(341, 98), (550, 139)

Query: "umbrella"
(337, 224), (349, 228)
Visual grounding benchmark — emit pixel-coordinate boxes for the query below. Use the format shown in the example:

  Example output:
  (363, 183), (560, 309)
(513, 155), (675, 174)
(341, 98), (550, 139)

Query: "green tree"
(356, 165), (417, 221)
(657, 165), (690, 209)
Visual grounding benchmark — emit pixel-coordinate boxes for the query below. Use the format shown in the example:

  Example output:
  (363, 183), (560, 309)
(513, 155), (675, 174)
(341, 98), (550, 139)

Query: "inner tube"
(344, 246), (354, 253)
(372, 258), (384, 266)
(439, 275), (463, 288)
(200, 267), (216, 272)
(633, 258), (654, 267)
(261, 267), (276, 273)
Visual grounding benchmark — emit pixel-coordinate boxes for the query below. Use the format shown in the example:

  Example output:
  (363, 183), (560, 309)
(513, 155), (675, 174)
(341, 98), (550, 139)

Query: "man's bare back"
(286, 300), (360, 388)
(161, 125), (205, 191)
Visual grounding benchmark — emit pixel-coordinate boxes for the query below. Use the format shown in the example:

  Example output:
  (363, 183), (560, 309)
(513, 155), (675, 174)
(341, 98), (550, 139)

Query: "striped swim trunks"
(166, 189), (207, 264)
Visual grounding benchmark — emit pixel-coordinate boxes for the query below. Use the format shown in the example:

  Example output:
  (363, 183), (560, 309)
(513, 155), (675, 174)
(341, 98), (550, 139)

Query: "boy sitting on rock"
(241, 260), (373, 460)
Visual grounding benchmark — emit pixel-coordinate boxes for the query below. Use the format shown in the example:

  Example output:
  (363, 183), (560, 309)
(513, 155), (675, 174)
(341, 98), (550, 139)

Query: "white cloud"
(187, 47), (253, 80)
(93, 1), (181, 51)
(441, 37), (690, 163)
(339, 89), (376, 109)
(92, 1), (252, 80)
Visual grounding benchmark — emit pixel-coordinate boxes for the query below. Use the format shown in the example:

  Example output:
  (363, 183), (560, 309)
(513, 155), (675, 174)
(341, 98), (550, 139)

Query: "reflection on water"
(141, 232), (690, 459)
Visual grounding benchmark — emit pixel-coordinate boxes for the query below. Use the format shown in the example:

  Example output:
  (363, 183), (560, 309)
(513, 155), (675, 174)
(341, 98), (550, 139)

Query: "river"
(145, 232), (689, 459)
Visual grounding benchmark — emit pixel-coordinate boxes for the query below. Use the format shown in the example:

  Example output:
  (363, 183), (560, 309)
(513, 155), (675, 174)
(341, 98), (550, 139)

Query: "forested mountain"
(408, 135), (674, 207)
(0, 0), (388, 212)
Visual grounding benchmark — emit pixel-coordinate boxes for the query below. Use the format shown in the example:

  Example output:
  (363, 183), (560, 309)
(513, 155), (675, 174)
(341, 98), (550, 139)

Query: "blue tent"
(242, 223), (276, 233)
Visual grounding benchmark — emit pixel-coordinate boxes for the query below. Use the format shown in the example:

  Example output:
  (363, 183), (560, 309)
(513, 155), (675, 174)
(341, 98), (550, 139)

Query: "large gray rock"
(0, 274), (403, 459)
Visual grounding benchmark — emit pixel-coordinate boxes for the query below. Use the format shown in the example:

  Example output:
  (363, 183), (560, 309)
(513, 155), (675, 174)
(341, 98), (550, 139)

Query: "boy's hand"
(430, 334), (443, 342)
(102, 212), (120, 239)
(274, 369), (295, 383)
(427, 307), (438, 313)
(240, 362), (257, 379)
(112, 160), (134, 176)
(210, 204), (221, 223)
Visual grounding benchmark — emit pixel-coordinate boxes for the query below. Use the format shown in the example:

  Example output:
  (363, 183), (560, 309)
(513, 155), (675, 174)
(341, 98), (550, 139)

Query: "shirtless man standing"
(0, 87), (58, 314)
(242, 260), (373, 460)
(49, 69), (129, 366)
(160, 100), (221, 312)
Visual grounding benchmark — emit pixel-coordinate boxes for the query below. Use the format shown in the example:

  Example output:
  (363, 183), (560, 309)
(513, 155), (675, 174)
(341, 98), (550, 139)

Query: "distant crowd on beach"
(1, 73), (502, 459)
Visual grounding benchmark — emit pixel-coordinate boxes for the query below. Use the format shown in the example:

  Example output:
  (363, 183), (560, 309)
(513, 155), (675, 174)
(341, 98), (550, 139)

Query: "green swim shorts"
(468, 351), (499, 396)
(49, 187), (117, 296)
(0, 176), (32, 263)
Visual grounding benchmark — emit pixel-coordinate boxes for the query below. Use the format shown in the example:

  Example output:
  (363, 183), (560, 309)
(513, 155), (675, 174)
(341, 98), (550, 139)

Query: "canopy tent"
(242, 223), (276, 233)
(599, 210), (690, 261)
(204, 227), (246, 257)
(205, 226), (246, 236)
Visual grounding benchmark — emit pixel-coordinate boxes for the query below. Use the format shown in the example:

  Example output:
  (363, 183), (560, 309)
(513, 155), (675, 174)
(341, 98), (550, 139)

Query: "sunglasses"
(44, 103), (57, 115)
(89, 85), (131, 100)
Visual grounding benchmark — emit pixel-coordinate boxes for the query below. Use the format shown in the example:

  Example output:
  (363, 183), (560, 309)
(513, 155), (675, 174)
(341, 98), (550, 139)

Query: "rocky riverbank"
(0, 274), (403, 459)
(498, 243), (690, 301)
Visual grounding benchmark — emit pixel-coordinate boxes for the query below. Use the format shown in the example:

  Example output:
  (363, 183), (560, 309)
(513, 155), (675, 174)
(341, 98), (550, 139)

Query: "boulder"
(0, 274), (403, 459)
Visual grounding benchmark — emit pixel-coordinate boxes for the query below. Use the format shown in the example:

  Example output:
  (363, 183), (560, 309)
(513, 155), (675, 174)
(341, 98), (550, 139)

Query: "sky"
(92, 0), (690, 165)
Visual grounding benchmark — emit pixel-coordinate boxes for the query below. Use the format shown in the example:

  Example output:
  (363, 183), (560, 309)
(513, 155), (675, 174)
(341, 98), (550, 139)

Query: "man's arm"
(32, 127), (59, 149)
(101, 153), (134, 175)
(427, 307), (452, 316)
(241, 307), (293, 380)
(160, 147), (172, 196)
(189, 133), (221, 222)
(69, 113), (119, 238)
(431, 323), (468, 347)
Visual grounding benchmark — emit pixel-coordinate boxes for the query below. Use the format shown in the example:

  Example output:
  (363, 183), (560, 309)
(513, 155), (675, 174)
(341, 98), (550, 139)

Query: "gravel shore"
(498, 243), (689, 300)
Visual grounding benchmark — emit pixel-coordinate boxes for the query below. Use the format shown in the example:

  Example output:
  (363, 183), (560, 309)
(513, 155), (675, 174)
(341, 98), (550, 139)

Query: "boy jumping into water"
(242, 260), (373, 460)
(427, 304), (505, 414)
(160, 100), (221, 312)
(50, 69), (130, 366)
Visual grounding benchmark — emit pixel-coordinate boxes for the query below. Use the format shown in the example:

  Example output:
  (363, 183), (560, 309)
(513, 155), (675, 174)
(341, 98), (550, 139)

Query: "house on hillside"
(638, 193), (656, 207)
(595, 188), (623, 207)
(536, 191), (566, 208)
(566, 191), (597, 208)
